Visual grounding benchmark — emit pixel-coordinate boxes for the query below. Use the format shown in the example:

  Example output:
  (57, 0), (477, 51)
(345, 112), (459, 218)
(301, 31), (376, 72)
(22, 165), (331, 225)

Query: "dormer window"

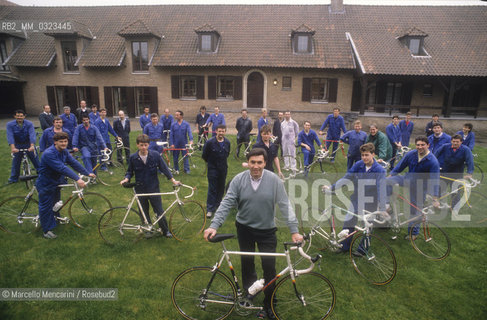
(61, 41), (79, 72)
(195, 24), (220, 53)
(291, 24), (315, 54)
(132, 41), (149, 72)
(397, 27), (429, 57)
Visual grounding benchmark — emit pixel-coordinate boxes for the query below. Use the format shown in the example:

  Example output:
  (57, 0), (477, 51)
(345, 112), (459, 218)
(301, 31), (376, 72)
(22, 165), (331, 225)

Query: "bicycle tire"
(234, 142), (251, 161)
(22, 159), (34, 189)
(98, 207), (143, 245)
(309, 160), (338, 183)
(473, 163), (484, 184)
(299, 207), (334, 253)
(68, 192), (112, 229)
(0, 196), (39, 234)
(187, 153), (206, 176)
(410, 220), (451, 260)
(171, 266), (236, 320)
(271, 272), (336, 320)
(168, 200), (206, 241)
(96, 160), (126, 186)
(459, 191), (487, 224)
(350, 232), (397, 286)
(112, 146), (131, 169)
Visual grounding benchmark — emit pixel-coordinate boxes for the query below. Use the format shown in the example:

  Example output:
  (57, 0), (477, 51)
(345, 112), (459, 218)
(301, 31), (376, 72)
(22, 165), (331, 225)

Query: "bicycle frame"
(116, 184), (195, 234)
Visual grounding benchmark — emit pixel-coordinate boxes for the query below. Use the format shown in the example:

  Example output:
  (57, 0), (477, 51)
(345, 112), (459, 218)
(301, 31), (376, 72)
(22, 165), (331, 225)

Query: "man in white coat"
(281, 111), (299, 171)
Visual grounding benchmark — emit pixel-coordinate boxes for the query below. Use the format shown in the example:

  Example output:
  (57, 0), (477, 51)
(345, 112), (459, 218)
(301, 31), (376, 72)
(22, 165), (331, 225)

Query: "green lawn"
(0, 130), (486, 320)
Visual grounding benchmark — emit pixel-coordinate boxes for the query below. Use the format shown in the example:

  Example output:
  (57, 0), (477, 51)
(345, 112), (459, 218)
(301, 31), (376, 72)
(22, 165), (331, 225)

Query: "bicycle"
(171, 233), (336, 320)
(234, 133), (256, 161)
(299, 204), (396, 286)
(98, 183), (206, 244)
(377, 146), (411, 171)
(0, 175), (112, 232)
(281, 148), (338, 182)
(158, 142), (206, 175)
(388, 184), (452, 260)
(72, 149), (124, 186)
(111, 138), (131, 168)
(195, 129), (209, 151)
(11, 148), (39, 189)
(471, 153), (484, 183)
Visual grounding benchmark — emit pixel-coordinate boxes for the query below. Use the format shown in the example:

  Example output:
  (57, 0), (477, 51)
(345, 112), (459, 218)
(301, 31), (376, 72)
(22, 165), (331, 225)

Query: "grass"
(0, 130), (486, 320)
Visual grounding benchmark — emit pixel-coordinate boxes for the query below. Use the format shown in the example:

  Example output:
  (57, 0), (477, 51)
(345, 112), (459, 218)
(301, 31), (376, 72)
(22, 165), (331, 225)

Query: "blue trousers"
(206, 168), (227, 213)
(347, 154), (361, 170)
(138, 195), (169, 232)
(173, 149), (189, 172)
(9, 149), (40, 182)
(386, 175), (423, 235)
(38, 187), (61, 233)
(80, 147), (96, 173)
(302, 149), (315, 167)
(325, 140), (339, 161)
(149, 142), (163, 153)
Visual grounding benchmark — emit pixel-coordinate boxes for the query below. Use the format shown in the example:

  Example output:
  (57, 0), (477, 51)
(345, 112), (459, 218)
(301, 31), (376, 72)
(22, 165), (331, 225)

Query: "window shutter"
(171, 75), (180, 99)
(46, 86), (57, 114)
(375, 81), (387, 105)
(90, 86), (100, 107)
(208, 76), (217, 100)
(104, 87), (113, 116)
(401, 82), (413, 105)
(149, 87), (158, 114)
(234, 76), (242, 100)
(328, 78), (338, 103)
(302, 78), (311, 102)
(196, 76), (205, 100)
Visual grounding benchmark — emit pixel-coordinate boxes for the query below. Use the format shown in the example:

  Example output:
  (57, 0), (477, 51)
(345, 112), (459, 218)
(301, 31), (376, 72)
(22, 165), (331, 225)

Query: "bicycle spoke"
(410, 221), (450, 260)
(169, 201), (206, 241)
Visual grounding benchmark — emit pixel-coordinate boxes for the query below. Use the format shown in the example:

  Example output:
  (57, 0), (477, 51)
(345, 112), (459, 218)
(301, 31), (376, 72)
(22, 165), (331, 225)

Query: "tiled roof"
(118, 20), (160, 39)
(292, 24), (316, 35)
(44, 20), (94, 39)
(397, 26), (428, 38)
(194, 24), (218, 34)
(0, 4), (485, 76)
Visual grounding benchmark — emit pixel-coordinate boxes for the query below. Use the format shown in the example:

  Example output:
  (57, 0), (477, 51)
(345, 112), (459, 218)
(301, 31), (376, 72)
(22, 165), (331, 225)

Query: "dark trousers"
(38, 187), (61, 233)
(390, 143), (398, 168)
(236, 136), (250, 157)
(138, 195), (169, 232)
(325, 140), (339, 161)
(9, 149), (40, 182)
(206, 168), (227, 212)
(346, 154), (361, 170)
(236, 222), (277, 309)
(117, 137), (130, 163)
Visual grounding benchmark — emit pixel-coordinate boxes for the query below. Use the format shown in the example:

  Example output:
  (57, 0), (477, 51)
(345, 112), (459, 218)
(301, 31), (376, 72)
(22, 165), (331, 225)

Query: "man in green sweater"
(366, 123), (392, 165)
(204, 148), (303, 319)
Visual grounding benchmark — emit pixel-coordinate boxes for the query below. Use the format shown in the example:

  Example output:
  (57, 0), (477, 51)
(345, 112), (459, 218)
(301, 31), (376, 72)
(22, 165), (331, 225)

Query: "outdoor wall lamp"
(273, 79), (278, 86)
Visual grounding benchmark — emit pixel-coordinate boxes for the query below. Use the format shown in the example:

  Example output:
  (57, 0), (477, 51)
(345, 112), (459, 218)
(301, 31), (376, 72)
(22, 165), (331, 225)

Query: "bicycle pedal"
(57, 217), (70, 224)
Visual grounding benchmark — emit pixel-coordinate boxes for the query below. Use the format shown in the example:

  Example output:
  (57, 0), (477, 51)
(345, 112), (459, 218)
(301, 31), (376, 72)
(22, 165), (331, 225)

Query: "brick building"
(1, 0), (486, 124)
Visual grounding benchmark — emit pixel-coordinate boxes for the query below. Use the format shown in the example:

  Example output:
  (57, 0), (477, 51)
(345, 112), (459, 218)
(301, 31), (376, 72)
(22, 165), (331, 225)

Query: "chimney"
(330, 0), (345, 14)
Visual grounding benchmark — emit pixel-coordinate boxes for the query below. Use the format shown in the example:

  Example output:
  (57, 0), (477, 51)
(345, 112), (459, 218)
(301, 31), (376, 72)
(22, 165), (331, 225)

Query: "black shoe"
(256, 308), (276, 319)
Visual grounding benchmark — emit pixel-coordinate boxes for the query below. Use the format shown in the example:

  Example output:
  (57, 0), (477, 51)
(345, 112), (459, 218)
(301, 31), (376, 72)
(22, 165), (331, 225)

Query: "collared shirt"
(250, 171), (263, 191)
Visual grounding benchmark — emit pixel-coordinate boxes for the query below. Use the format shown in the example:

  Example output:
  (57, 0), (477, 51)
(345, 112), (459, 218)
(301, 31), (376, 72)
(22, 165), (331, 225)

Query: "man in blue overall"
(398, 112), (414, 147)
(94, 108), (119, 152)
(298, 121), (323, 175)
(6, 110), (40, 184)
(386, 115), (402, 168)
(60, 106), (77, 136)
(204, 106), (226, 137)
(160, 108), (174, 142)
(120, 134), (180, 238)
(340, 120), (368, 170)
(323, 143), (387, 252)
(143, 113), (165, 153)
(39, 116), (72, 152)
(387, 136), (440, 240)
(139, 106), (151, 130)
(428, 123), (451, 154)
(169, 110), (193, 174)
(202, 124), (231, 218)
(37, 132), (95, 239)
(319, 107), (346, 163)
(89, 104), (100, 124)
(256, 108), (269, 143)
(72, 115), (107, 173)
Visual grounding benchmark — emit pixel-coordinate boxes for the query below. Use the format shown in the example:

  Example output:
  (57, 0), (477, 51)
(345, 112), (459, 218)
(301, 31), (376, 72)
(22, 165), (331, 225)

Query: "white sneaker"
(206, 211), (213, 218)
(43, 231), (57, 239)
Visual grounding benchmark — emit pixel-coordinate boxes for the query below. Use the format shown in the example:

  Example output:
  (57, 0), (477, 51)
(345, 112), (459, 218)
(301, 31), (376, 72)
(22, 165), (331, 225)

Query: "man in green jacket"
(366, 124), (392, 164)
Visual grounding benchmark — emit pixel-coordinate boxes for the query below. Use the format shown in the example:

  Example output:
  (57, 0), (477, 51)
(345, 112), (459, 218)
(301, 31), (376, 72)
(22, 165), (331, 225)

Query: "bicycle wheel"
(168, 200), (206, 241)
(473, 163), (483, 183)
(281, 155), (303, 179)
(187, 154), (206, 175)
(22, 159), (34, 189)
(96, 156), (126, 186)
(68, 192), (112, 229)
(310, 159), (338, 183)
(350, 232), (397, 286)
(234, 142), (250, 161)
(460, 191), (487, 224)
(271, 272), (336, 320)
(0, 196), (39, 234)
(299, 208), (334, 253)
(112, 146), (131, 169)
(172, 266), (236, 320)
(410, 221), (451, 260)
(98, 207), (143, 245)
